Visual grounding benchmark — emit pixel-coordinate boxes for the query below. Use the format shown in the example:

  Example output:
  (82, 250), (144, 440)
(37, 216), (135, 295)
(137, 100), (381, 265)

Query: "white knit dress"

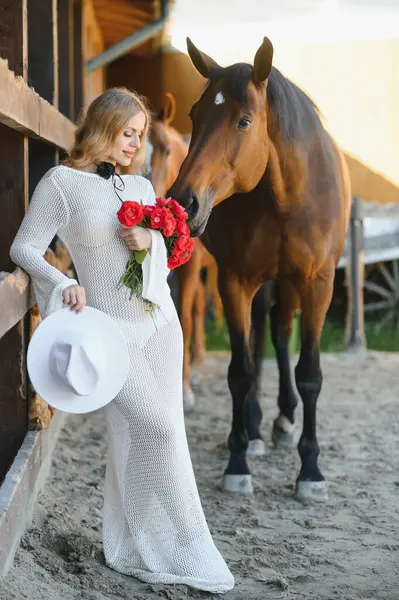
(9, 165), (234, 593)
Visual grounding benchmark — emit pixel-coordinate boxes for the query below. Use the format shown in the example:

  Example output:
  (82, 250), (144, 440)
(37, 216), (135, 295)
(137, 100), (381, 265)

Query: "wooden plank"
(27, 0), (59, 214)
(0, 410), (66, 574)
(0, 270), (34, 340)
(0, 122), (29, 484)
(345, 198), (366, 350)
(0, 58), (75, 149)
(0, 0), (28, 80)
(83, 0), (105, 106)
(27, 0), (58, 106)
(58, 0), (74, 118)
(0, 321), (29, 485)
(73, 0), (83, 119)
(29, 137), (59, 206)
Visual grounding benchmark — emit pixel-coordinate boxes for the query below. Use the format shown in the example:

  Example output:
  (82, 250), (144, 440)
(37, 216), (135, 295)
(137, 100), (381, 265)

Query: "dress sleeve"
(9, 173), (78, 318)
(140, 181), (170, 305)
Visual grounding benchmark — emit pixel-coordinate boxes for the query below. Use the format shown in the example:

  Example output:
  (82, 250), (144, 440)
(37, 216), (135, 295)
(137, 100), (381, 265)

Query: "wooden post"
(58, 0), (74, 119)
(73, 0), (83, 122)
(0, 0), (29, 484)
(345, 197), (366, 350)
(27, 0), (58, 105)
(28, 0), (59, 193)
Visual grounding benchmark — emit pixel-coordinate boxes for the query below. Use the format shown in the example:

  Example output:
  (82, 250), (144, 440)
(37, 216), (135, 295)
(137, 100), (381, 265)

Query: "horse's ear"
(186, 37), (220, 80)
(252, 37), (273, 84)
(161, 93), (176, 125)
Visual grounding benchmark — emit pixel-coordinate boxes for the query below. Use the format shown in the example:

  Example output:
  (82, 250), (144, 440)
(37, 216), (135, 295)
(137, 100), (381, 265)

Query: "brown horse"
(149, 94), (222, 410)
(169, 37), (351, 501)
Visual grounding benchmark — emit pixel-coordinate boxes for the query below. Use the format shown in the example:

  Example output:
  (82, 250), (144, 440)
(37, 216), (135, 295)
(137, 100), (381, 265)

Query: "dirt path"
(1, 351), (398, 600)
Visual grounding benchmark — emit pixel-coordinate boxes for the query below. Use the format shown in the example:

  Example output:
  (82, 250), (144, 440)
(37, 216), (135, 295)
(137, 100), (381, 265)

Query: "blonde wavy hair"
(64, 87), (151, 173)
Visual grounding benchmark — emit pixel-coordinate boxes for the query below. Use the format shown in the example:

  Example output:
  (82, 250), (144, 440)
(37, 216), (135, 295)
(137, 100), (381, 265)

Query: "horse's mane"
(208, 63), (322, 146)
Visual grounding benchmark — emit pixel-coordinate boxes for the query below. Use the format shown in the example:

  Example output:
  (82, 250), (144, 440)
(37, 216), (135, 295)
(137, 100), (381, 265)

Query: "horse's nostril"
(186, 191), (199, 219)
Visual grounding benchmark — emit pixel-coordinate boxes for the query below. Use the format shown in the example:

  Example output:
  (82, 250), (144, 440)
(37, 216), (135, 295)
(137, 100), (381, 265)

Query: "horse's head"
(149, 93), (181, 197)
(168, 37), (274, 236)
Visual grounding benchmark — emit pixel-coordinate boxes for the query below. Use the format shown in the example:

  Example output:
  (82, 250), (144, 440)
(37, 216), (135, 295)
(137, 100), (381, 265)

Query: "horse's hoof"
(272, 425), (295, 449)
(183, 387), (195, 412)
(223, 474), (253, 494)
(191, 370), (201, 387)
(247, 439), (266, 456)
(272, 415), (295, 449)
(295, 480), (329, 503)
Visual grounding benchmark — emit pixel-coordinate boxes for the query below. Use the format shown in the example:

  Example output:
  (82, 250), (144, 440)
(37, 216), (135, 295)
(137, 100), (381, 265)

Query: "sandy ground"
(1, 350), (399, 600)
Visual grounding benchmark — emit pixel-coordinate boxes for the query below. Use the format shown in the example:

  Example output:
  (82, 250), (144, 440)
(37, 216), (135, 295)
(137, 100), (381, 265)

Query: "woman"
(10, 87), (234, 594)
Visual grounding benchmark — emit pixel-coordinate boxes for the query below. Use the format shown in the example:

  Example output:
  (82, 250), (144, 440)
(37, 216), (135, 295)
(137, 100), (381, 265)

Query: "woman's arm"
(10, 172), (78, 318)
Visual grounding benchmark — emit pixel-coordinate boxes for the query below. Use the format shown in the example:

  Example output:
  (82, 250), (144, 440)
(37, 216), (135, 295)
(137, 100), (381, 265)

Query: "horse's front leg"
(295, 271), (334, 502)
(219, 272), (257, 494)
(271, 281), (299, 449)
(246, 284), (268, 456)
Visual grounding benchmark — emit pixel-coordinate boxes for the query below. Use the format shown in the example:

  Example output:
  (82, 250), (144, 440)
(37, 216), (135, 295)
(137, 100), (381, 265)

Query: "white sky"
(169, 0), (399, 63)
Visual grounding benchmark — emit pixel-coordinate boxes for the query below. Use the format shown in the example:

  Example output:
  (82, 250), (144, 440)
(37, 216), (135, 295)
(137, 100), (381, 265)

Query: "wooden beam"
(27, 0), (58, 106)
(0, 270), (34, 340)
(73, 0), (83, 119)
(58, 0), (74, 119)
(0, 58), (75, 149)
(345, 198), (366, 350)
(29, 137), (59, 207)
(0, 410), (66, 574)
(0, 125), (29, 485)
(0, 0), (28, 80)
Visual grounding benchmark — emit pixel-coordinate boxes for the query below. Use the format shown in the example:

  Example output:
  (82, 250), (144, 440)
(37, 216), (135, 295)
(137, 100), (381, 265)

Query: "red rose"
(175, 220), (190, 236)
(161, 208), (176, 237)
(174, 234), (191, 255)
(156, 197), (170, 208)
(170, 200), (188, 220)
(150, 207), (164, 229)
(167, 254), (182, 270)
(117, 201), (143, 227)
(143, 205), (154, 217)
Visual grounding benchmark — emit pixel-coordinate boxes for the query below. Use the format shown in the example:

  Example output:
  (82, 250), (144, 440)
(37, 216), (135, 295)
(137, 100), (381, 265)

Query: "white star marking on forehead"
(214, 91), (225, 105)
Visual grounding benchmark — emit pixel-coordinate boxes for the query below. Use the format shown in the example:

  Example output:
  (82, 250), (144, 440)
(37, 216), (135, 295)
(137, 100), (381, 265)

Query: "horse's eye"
(238, 117), (251, 129)
(164, 147), (171, 156)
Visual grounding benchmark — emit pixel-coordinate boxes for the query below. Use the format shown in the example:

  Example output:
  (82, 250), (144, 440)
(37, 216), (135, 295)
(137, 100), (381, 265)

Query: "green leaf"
(134, 249), (148, 264)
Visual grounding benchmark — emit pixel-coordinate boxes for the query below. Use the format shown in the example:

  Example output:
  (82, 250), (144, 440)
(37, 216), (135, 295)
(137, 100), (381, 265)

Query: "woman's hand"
(62, 284), (86, 313)
(120, 225), (152, 252)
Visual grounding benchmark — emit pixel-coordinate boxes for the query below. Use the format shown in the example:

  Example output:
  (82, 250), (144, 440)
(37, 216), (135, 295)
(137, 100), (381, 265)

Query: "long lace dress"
(9, 165), (234, 593)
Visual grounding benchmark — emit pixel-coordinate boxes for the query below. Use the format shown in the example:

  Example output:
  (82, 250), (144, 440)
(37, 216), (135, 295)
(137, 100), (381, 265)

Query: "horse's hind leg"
(190, 276), (206, 385)
(219, 272), (256, 494)
(176, 244), (202, 412)
(271, 282), (299, 449)
(295, 272), (334, 503)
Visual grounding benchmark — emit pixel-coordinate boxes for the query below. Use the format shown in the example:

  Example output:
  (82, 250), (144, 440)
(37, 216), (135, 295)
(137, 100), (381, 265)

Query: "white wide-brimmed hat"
(27, 306), (129, 414)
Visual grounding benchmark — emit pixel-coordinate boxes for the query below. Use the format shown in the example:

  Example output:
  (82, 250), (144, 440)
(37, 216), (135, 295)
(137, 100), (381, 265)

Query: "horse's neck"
(258, 139), (286, 209)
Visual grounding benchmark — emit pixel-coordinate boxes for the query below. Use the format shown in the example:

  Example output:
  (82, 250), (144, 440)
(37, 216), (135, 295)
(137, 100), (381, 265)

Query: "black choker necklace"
(96, 161), (125, 203)
(96, 161), (115, 180)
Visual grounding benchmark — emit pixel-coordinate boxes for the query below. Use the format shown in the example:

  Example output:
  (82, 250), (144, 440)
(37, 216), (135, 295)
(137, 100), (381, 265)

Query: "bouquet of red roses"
(117, 196), (194, 302)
